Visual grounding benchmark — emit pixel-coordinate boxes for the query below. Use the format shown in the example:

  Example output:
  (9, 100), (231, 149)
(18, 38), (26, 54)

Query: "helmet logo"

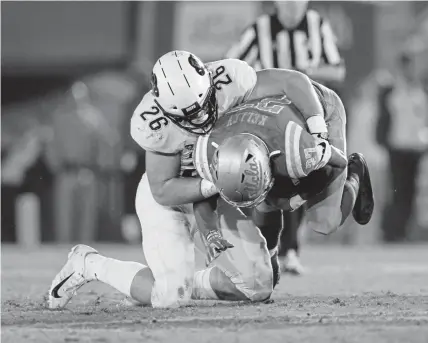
(188, 55), (206, 76)
(243, 159), (262, 199)
(182, 102), (201, 117)
(151, 72), (159, 97)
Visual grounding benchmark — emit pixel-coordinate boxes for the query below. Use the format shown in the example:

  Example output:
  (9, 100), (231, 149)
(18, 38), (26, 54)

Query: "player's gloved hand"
(204, 230), (234, 266)
(312, 132), (329, 141)
(306, 116), (329, 141)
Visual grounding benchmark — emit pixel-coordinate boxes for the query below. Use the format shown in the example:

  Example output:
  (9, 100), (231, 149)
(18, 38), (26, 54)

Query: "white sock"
(191, 267), (219, 300)
(85, 254), (146, 297)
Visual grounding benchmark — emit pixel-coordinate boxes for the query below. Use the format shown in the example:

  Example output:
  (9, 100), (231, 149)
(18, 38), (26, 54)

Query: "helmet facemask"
(154, 84), (218, 135)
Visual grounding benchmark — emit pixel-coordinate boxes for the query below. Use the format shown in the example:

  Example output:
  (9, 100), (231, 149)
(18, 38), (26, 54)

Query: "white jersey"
(130, 59), (257, 176)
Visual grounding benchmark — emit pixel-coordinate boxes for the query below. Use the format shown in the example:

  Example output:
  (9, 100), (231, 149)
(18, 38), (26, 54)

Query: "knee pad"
(223, 262), (273, 303)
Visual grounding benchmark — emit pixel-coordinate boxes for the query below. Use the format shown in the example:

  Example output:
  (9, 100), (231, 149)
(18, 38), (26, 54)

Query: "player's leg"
(130, 173), (196, 307)
(85, 173), (196, 308)
(305, 90), (374, 234)
(324, 89), (373, 226)
(280, 209), (305, 275)
(304, 88), (348, 234)
(48, 174), (153, 309)
(307, 155), (372, 233)
(193, 200), (273, 302)
(251, 205), (283, 289)
(48, 243), (149, 309)
(48, 173), (195, 309)
(48, 175), (149, 309)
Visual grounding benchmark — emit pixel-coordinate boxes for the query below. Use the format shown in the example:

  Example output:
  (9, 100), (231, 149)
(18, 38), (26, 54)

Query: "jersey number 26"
(140, 106), (168, 131)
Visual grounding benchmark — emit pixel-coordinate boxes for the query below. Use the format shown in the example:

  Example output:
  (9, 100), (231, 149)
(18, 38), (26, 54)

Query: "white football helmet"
(151, 50), (217, 135)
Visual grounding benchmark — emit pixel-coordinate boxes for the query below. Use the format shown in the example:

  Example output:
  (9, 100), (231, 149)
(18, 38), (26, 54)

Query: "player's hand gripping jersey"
(194, 94), (347, 210)
(130, 59), (256, 176)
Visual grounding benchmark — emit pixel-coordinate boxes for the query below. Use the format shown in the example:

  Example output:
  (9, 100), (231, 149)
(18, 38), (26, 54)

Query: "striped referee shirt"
(226, 9), (345, 80)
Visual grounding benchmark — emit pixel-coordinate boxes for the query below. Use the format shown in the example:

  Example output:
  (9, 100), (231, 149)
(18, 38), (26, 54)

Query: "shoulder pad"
(130, 93), (184, 154)
(207, 59), (257, 114)
(208, 59), (257, 94)
(224, 59), (256, 84)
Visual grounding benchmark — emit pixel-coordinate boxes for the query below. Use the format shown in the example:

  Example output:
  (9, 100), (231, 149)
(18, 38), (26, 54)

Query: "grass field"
(2, 243), (428, 343)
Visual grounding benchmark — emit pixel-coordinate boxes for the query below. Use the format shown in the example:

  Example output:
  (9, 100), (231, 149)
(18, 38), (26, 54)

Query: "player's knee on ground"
(151, 272), (194, 308)
(210, 264), (273, 302)
(129, 267), (155, 305)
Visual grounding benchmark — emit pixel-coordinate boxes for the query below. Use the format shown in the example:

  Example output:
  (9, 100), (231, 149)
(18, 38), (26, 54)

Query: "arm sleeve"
(284, 121), (324, 179)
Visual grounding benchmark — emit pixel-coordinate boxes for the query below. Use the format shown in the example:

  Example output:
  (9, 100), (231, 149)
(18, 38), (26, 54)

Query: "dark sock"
(340, 174), (359, 225)
(251, 209), (283, 251)
(281, 209), (302, 254)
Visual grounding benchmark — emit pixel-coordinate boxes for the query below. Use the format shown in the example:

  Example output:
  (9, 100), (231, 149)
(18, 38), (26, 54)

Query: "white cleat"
(48, 244), (98, 309)
(282, 250), (305, 276)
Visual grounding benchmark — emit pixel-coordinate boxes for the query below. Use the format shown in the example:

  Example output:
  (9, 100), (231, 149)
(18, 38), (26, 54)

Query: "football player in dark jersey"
(193, 86), (374, 289)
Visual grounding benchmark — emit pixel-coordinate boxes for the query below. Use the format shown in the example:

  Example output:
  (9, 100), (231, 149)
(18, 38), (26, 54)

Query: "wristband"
(200, 179), (218, 198)
(306, 115), (327, 134)
(205, 230), (221, 242)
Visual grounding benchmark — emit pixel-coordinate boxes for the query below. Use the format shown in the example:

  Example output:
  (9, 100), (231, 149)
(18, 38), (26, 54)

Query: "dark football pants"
(381, 149), (422, 242)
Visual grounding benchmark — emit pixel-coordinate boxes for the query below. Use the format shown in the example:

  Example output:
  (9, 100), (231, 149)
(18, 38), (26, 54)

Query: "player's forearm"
(193, 196), (219, 237)
(306, 64), (346, 83)
(251, 69), (323, 120)
(280, 70), (325, 119)
(153, 177), (218, 207)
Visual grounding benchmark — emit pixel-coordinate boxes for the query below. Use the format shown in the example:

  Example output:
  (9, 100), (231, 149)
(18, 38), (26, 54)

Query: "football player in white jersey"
(48, 50), (330, 309)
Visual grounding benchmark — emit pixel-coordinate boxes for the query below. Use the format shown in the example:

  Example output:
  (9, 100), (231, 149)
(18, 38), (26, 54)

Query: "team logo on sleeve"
(304, 147), (318, 170)
(284, 121), (311, 179)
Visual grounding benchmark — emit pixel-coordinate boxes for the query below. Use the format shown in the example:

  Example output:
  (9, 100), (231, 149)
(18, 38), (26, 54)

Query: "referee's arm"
(225, 24), (261, 70)
(305, 17), (346, 83)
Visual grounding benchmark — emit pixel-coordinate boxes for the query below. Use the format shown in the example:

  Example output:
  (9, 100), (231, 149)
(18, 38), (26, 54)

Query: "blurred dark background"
(1, 1), (428, 246)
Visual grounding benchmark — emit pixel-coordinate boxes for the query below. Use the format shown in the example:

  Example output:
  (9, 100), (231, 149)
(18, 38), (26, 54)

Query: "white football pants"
(135, 173), (273, 308)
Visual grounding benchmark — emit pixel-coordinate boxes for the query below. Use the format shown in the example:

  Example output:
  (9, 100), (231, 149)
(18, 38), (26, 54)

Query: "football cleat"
(281, 249), (305, 276)
(48, 244), (98, 309)
(348, 153), (374, 225)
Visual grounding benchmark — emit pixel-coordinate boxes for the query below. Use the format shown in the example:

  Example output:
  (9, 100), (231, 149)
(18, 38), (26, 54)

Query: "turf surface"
(2, 243), (428, 343)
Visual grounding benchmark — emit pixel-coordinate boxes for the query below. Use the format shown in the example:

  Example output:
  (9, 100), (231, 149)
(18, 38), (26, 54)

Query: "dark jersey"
(195, 94), (342, 207)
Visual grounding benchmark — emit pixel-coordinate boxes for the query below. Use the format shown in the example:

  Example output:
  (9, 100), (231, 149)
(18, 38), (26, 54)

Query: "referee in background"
(226, 0), (346, 275)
